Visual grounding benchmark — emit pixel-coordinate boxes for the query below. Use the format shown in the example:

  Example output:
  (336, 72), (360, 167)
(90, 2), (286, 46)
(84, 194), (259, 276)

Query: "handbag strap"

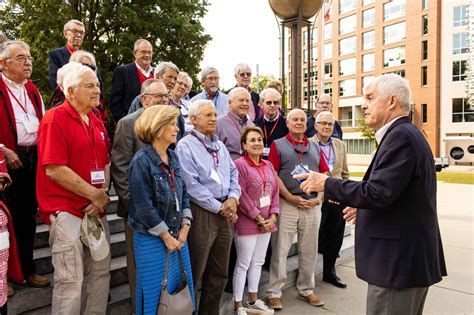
(161, 249), (187, 289)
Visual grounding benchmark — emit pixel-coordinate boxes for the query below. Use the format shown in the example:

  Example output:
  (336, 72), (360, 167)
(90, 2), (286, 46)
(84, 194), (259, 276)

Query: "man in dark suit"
(225, 63), (260, 121)
(48, 19), (85, 90)
(109, 39), (154, 121)
(296, 74), (447, 315)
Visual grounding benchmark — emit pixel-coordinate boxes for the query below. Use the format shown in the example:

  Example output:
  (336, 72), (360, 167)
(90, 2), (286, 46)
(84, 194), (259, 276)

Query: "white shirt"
(134, 62), (153, 77)
(375, 115), (408, 145)
(2, 74), (44, 146)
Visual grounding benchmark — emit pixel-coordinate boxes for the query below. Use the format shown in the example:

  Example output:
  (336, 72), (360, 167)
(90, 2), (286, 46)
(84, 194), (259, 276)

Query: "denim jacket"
(128, 144), (192, 237)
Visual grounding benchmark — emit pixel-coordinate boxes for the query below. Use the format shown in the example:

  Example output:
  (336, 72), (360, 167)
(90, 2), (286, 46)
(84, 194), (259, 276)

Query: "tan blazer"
(310, 136), (349, 180)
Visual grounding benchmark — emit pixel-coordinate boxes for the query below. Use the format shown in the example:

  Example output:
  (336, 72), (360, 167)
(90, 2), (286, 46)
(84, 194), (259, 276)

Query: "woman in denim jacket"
(128, 105), (194, 314)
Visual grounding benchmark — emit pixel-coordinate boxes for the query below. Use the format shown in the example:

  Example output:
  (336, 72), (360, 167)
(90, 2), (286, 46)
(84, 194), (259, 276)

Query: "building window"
(453, 5), (468, 27)
(422, 15), (428, 35)
(339, 0), (356, 14)
(324, 22), (333, 40)
(339, 57), (357, 76)
(344, 139), (376, 154)
(324, 63), (333, 79)
(422, 0), (428, 10)
(385, 69), (406, 77)
(384, 0), (406, 22)
(339, 14), (357, 35)
(421, 66), (427, 86)
(452, 98), (474, 122)
(452, 60), (467, 81)
(339, 36), (357, 56)
(421, 104), (427, 123)
(453, 33), (469, 54)
(362, 8), (375, 28)
(384, 21), (406, 45)
(312, 47), (317, 61)
(422, 40), (428, 60)
(363, 53), (375, 72)
(339, 79), (356, 97)
(339, 107), (353, 127)
(304, 87), (309, 101)
(304, 50), (308, 64)
(305, 66), (318, 82)
(324, 82), (333, 95)
(383, 46), (406, 68)
(324, 43), (333, 59)
(362, 76), (375, 91)
(363, 0), (375, 6)
(362, 31), (375, 50)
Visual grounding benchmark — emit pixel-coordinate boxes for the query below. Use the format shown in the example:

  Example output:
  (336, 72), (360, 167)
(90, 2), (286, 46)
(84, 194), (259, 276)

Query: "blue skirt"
(134, 231), (195, 315)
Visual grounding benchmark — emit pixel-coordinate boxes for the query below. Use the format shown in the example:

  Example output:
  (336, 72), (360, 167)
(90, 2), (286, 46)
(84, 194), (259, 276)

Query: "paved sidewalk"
(276, 180), (474, 314)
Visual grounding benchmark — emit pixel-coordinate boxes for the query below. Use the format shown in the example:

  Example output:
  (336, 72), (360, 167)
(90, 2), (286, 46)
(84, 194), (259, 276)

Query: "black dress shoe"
(322, 275), (347, 288)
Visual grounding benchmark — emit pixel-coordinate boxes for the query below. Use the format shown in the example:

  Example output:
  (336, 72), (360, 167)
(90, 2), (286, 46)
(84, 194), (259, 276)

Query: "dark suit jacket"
(110, 63), (141, 122)
(111, 108), (146, 217)
(48, 46), (70, 90)
(324, 116), (447, 288)
(225, 85), (260, 120)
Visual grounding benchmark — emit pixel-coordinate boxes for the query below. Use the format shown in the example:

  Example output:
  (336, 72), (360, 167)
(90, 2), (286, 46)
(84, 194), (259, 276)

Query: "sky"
(199, 0), (281, 90)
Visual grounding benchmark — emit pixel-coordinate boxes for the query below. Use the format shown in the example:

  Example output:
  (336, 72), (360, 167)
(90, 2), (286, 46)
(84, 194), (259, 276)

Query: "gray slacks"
(367, 284), (429, 315)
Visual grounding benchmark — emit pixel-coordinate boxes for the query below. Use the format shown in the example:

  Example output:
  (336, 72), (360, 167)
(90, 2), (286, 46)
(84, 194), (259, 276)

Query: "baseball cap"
(80, 214), (109, 261)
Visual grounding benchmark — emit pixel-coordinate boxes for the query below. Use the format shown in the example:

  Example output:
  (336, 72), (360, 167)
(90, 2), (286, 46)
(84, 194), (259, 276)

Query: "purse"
(157, 249), (193, 315)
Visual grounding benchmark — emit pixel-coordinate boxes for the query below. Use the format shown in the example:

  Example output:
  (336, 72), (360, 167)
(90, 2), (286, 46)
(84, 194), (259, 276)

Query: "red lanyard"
(244, 154), (267, 191)
(160, 164), (176, 193)
(226, 113), (243, 134)
(4, 83), (28, 114)
(295, 141), (306, 162)
(191, 131), (219, 168)
(320, 144), (332, 163)
(263, 115), (280, 144)
(80, 118), (99, 169)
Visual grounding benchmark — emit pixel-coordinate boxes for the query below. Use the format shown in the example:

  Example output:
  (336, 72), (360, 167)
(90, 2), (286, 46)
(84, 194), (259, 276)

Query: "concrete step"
(9, 255), (128, 314)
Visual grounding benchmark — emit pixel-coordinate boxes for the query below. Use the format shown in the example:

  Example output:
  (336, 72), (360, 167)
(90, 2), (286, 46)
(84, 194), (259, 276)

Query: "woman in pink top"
(233, 126), (279, 315)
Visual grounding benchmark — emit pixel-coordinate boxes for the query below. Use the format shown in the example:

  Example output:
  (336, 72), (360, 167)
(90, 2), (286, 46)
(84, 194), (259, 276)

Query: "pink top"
(234, 156), (280, 235)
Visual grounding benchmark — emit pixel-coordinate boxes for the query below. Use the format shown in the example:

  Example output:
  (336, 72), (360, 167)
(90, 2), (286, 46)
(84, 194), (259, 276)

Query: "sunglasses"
(82, 63), (96, 71)
(239, 72), (252, 78)
(264, 100), (279, 106)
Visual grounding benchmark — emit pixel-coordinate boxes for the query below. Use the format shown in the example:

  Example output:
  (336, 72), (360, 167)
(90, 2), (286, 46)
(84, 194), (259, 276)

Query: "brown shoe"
(267, 297), (282, 310)
(26, 274), (50, 288)
(298, 293), (324, 307)
(7, 285), (14, 298)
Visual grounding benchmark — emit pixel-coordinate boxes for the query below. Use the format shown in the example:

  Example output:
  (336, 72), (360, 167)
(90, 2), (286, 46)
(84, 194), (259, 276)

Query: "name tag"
(259, 195), (271, 208)
(210, 168), (222, 185)
(23, 115), (39, 134)
(91, 169), (105, 185)
(262, 147), (270, 156)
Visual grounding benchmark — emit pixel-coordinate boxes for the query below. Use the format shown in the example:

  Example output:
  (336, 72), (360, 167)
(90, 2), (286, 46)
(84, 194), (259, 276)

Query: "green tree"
(356, 117), (376, 142)
(0, 0), (211, 99)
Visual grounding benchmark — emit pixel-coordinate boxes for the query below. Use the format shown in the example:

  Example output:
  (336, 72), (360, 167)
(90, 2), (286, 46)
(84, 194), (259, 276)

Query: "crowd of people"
(0, 18), (447, 315)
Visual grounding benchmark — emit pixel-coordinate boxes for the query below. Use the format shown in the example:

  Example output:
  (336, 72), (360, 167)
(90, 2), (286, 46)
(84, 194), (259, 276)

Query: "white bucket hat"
(80, 214), (109, 261)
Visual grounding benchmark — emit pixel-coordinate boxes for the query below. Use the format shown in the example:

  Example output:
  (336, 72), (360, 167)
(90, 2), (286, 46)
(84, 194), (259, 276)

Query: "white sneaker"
(247, 299), (275, 314)
(235, 306), (248, 315)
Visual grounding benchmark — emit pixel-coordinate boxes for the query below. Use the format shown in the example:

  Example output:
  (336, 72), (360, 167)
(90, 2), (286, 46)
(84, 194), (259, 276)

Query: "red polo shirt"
(36, 100), (109, 224)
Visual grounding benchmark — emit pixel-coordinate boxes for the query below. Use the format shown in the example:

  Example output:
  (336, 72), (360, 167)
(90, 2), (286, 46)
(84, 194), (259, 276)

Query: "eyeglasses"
(205, 76), (220, 81)
(137, 50), (153, 55)
(6, 55), (34, 63)
(82, 83), (101, 89)
(68, 29), (85, 36)
(316, 122), (334, 127)
(176, 80), (189, 88)
(144, 92), (169, 98)
(264, 100), (279, 106)
(81, 63), (96, 71)
(238, 72), (252, 78)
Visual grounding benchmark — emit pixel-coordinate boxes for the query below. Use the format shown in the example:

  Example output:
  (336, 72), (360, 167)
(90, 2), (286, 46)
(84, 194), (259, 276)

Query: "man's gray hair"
(63, 19), (84, 31)
(178, 71), (193, 90)
(287, 108), (306, 121)
(234, 63), (251, 76)
(367, 74), (411, 111)
(315, 111), (336, 123)
(62, 62), (95, 99)
(259, 88), (281, 103)
(133, 38), (152, 52)
(141, 78), (162, 94)
(188, 99), (213, 120)
(155, 61), (179, 77)
(69, 50), (96, 66)
(200, 66), (219, 83)
(0, 41), (30, 60)
(228, 87), (249, 101)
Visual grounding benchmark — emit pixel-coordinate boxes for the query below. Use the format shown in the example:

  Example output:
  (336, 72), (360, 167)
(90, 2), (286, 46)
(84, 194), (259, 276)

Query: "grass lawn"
(349, 172), (474, 185)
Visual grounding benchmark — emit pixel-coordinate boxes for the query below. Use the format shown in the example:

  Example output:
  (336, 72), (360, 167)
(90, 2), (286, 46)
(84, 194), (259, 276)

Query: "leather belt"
(17, 145), (37, 153)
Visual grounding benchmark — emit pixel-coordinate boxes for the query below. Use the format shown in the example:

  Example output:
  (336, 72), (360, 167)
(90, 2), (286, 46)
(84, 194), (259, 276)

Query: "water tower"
(269, 0), (324, 109)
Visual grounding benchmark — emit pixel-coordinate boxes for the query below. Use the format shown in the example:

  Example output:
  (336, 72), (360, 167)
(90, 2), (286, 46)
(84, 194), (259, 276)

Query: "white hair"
(228, 87), (249, 101)
(188, 99), (213, 120)
(155, 61), (179, 77)
(315, 111), (336, 123)
(69, 50), (96, 66)
(62, 62), (95, 99)
(287, 108), (306, 121)
(133, 38), (152, 52)
(63, 19), (84, 31)
(0, 41), (30, 60)
(178, 71), (193, 89)
(259, 88), (281, 103)
(200, 66), (219, 82)
(234, 63), (251, 76)
(366, 74), (411, 111)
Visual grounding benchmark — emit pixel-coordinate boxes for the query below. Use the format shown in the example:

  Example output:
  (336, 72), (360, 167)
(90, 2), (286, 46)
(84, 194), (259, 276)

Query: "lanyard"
(294, 140), (306, 162)
(263, 115), (280, 145)
(160, 164), (176, 193)
(4, 82), (28, 115)
(191, 131), (219, 168)
(320, 143), (333, 164)
(80, 118), (99, 169)
(244, 154), (267, 192)
(226, 113), (243, 135)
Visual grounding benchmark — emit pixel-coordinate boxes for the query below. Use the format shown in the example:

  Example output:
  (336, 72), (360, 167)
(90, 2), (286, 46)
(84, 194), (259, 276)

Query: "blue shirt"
(190, 90), (229, 117)
(175, 129), (241, 213)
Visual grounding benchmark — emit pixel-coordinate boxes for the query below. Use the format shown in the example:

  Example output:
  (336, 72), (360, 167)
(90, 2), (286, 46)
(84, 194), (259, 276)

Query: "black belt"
(17, 145), (37, 153)
(215, 196), (227, 203)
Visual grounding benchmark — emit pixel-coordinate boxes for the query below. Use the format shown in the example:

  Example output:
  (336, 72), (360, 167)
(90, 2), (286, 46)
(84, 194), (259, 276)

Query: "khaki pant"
(49, 212), (111, 315)
(266, 198), (321, 298)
